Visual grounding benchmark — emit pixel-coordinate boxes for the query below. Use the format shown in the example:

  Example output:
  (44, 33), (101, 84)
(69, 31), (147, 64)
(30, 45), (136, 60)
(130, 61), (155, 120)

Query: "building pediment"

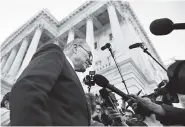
(1, 0), (162, 65)
(1, 1), (94, 49)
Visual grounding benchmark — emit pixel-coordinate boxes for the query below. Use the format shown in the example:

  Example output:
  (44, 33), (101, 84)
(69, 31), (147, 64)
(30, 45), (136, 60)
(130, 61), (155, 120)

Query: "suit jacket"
(10, 43), (90, 126)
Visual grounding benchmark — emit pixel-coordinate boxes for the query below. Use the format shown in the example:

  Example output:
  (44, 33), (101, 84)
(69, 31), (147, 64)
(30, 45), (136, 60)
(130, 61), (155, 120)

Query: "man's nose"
(89, 61), (92, 65)
(87, 59), (92, 65)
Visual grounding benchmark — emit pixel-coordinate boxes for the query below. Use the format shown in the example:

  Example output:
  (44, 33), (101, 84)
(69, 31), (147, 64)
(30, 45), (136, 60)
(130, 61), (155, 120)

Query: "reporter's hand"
(127, 95), (165, 116)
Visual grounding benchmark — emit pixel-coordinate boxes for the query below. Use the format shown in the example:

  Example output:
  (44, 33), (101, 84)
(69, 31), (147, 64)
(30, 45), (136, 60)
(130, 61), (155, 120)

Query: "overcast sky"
(0, 0), (185, 62)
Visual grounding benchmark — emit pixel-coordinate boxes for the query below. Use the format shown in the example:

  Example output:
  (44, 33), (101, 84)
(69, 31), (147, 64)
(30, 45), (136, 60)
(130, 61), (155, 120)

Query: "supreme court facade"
(0, 1), (167, 106)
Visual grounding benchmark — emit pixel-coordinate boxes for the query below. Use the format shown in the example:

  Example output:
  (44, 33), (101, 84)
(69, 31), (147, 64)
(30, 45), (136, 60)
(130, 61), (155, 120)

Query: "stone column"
(8, 37), (30, 76)
(2, 46), (19, 73)
(107, 2), (126, 52)
(1, 55), (8, 69)
(67, 27), (75, 44)
(17, 24), (43, 77)
(85, 15), (95, 72)
(86, 15), (94, 51)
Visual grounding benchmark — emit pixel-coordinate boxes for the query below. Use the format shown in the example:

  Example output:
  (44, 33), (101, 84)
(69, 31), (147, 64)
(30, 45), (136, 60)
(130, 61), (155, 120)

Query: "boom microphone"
(129, 43), (143, 49)
(150, 18), (185, 35)
(93, 74), (130, 101)
(101, 43), (111, 51)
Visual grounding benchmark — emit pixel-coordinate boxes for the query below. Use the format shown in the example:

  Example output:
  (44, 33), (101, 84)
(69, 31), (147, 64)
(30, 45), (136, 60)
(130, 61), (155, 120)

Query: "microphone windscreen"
(150, 18), (173, 35)
(101, 43), (111, 51)
(129, 43), (142, 49)
(101, 46), (105, 50)
(93, 74), (109, 87)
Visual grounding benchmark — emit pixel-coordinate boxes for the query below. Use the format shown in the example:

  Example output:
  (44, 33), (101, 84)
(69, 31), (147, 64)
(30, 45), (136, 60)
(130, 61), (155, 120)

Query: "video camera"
(83, 71), (96, 87)
(143, 80), (179, 105)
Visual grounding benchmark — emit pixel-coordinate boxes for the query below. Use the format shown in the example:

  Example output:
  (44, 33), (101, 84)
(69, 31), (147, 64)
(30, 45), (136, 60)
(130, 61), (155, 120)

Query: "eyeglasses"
(78, 45), (93, 65)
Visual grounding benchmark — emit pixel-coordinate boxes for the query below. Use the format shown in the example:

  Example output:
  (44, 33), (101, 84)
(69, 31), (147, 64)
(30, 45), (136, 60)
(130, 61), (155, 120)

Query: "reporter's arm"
(129, 95), (185, 125)
(129, 95), (165, 116)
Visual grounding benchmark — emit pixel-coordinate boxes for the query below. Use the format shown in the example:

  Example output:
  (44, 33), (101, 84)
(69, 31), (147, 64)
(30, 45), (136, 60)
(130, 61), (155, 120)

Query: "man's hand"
(127, 95), (166, 116)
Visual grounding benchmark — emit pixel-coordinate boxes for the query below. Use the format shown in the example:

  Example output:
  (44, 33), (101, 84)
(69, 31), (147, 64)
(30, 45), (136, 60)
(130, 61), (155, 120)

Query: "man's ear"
(73, 44), (78, 54)
(4, 100), (8, 105)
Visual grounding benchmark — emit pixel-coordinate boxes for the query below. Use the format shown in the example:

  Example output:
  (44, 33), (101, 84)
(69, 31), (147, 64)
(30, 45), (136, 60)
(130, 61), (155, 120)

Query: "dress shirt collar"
(66, 56), (75, 69)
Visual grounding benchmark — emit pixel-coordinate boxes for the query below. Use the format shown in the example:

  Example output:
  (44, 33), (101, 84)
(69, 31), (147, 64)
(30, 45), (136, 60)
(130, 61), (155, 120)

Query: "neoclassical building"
(1, 0), (167, 114)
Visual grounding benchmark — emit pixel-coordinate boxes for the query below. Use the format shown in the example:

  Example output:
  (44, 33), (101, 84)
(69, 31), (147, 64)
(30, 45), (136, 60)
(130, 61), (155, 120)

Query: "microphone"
(150, 18), (185, 35)
(93, 74), (153, 117)
(129, 43), (143, 49)
(93, 74), (130, 101)
(101, 43), (111, 51)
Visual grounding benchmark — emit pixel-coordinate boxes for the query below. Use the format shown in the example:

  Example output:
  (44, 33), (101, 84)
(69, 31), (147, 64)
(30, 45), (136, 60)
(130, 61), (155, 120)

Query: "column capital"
(106, 1), (115, 8)
(86, 14), (94, 21)
(36, 23), (44, 31)
(19, 38), (24, 43)
(24, 35), (29, 40)
(12, 43), (19, 50)
(2, 53), (8, 57)
(19, 35), (27, 43)
(19, 36), (29, 48)
(67, 26), (75, 32)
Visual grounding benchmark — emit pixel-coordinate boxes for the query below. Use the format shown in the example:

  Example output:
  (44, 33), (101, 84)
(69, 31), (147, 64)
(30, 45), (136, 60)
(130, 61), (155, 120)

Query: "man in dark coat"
(10, 38), (92, 126)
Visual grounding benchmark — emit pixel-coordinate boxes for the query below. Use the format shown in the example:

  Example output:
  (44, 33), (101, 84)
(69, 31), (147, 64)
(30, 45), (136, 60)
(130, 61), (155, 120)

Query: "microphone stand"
(140, 45), (167, 72)
(88, 86), (91, 93)
(108, 47), (130, 94)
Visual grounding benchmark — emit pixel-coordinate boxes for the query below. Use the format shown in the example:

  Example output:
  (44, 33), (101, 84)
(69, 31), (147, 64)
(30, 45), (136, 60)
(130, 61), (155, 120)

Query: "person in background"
(86, 93), (128, 126)
(85, 93), (104, 126)
(1, 92), (10, 110)
(1, 92), (10, 126)
(123, 109), (134, 121)
(92, 104), (102, 123)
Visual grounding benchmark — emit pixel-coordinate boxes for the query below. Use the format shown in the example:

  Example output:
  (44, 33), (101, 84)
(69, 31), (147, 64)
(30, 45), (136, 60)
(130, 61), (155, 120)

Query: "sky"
(0, 0), (185, 63)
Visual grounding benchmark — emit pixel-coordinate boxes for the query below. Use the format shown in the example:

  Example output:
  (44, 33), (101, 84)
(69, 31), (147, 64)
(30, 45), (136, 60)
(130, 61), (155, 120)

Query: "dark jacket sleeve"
(161, 104), (185, 125)
(10, 44), (64, 126)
